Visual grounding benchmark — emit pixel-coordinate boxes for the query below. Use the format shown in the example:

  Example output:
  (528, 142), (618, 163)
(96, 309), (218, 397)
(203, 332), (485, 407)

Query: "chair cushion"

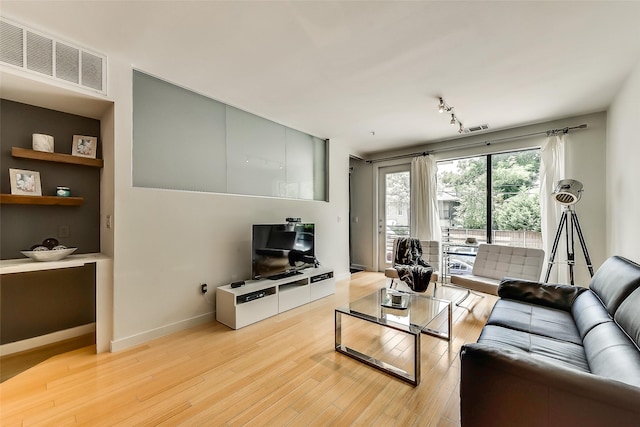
(450, 274), (501, 295)
(384, 267), (399, 279)
(385, 267), (438, 282)
(472, 244), (545, 282)
(420, 240), (440, 272)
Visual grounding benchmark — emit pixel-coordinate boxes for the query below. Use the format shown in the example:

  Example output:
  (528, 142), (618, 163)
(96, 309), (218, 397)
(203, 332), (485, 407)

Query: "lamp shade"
(552, 179), (583, 205)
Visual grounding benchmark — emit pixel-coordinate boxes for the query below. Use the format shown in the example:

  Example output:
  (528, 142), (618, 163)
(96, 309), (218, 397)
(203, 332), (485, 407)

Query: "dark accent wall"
(1, 264), (96, 344)
(0, 99), (101, 259)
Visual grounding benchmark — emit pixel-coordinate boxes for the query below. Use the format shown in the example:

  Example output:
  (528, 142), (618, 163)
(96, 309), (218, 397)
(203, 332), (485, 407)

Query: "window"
(437, 149), (541, 248)
(132, 70), (328, 201)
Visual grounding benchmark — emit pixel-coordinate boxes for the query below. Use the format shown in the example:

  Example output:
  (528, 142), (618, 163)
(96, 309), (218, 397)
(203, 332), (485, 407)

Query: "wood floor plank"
(0, 272), (496, 426)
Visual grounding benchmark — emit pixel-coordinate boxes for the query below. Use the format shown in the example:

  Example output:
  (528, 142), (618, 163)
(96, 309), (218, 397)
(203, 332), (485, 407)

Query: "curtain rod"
(365, 124), (587, 164)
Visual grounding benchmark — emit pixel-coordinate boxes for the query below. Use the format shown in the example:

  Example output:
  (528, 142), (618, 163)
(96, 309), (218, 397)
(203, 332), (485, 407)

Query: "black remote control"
(230, 280), (245, 288)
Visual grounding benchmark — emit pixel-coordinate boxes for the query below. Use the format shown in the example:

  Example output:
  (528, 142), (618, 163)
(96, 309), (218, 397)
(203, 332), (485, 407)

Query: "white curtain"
(539, 133), (567, 283)
(411, 156), (441, 243)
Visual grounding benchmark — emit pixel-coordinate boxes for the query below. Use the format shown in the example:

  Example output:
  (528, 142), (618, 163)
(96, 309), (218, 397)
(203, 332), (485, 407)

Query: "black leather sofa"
(460, 256), (640, 427)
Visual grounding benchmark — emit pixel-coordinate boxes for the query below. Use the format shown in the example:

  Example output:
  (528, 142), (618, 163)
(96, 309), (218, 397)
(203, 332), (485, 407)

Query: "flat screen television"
(252, 223), (315, 280)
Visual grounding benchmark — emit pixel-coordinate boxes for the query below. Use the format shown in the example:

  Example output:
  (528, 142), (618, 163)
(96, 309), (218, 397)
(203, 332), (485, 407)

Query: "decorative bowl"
(20, 247), (77, 262)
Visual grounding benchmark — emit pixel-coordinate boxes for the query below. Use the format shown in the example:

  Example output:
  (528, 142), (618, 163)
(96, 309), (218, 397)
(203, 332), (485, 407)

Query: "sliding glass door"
(378, 165), (411, 270)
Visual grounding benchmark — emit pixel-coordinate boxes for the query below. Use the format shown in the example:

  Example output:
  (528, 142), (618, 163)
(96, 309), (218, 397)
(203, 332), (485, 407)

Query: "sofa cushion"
(614, 287), (640, 348)
(460, 343), (640, 427)
(589, 256), (640, 316)
(477, 325), (590, 372)
(498, 278), (586, 311)
(486, 299), (582, 345)
(572, 291), (614, 339)
(583, 321), (640, 388)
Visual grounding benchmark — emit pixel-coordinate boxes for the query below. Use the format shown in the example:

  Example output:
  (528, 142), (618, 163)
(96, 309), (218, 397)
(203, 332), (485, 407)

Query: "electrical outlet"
(200, 283), (208, 294)
(58, 225), (70, 238)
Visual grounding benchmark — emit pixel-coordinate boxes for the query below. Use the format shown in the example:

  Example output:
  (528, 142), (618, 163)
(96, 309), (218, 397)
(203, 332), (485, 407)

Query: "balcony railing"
(386, 226), (542, 264)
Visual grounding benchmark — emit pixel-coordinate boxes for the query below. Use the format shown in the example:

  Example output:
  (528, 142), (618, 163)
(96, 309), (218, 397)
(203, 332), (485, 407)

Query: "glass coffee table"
(335, 287), (452, 386)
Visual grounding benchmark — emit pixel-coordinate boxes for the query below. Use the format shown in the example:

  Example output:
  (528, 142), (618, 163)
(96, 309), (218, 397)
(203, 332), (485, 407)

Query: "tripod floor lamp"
(544, 179), (594, 286)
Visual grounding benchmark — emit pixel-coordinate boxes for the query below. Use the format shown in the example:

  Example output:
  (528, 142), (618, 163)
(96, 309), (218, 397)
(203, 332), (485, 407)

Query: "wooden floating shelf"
(11, 147), (104, 168)
(0, 194), (83, 206)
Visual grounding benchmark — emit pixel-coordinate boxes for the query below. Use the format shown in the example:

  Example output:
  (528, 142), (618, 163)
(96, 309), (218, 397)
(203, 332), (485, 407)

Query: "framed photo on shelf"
(9, 168), (42, 196)
(72, 135), (98, 159)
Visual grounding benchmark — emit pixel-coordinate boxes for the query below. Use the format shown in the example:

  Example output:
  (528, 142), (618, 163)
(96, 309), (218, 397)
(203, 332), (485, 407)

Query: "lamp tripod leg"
(572, 212), (594, 277)
(567, 210), (576, 286)
(545, 211), (567, 282)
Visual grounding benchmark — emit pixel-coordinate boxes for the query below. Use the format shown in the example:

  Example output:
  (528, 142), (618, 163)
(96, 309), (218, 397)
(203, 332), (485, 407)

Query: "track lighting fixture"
(438, 97), (453, 113)
(438, 96), (466, 134)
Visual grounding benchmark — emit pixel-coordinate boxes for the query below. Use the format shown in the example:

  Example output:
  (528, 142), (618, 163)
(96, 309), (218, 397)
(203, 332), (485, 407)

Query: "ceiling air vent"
(0, 16), (107, 95)
(463, 124), (489, 134)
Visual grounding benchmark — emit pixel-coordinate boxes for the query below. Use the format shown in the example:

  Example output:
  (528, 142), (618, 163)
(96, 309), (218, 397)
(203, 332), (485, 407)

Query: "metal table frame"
(335, 288), (452, 386)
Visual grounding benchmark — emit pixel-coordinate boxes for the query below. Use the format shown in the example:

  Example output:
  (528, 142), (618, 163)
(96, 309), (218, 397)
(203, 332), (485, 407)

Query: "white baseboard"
(0, 323), (96, 356)
(110, 312), (214, 352)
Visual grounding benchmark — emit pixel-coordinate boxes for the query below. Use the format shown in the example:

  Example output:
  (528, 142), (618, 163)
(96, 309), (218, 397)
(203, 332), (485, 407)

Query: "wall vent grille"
(0, 17), (106, 95)
(0, 19), (24, 67)
(56, 42), (80, 84)
(464, 124), (489, 134)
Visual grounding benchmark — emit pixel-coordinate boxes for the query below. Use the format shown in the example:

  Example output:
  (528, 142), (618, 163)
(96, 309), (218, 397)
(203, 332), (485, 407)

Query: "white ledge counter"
(0, 253), (109, 274)
(1, 253), (113, 354)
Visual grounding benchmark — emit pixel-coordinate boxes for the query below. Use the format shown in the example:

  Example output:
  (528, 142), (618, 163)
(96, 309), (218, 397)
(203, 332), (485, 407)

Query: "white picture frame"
(9, 168), (42, 196)
(72, 135), (98, 159)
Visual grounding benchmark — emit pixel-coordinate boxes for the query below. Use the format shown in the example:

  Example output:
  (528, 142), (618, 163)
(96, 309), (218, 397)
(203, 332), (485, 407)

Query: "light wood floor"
(1, 333), (96, 383)
(0, 272), (497, 426)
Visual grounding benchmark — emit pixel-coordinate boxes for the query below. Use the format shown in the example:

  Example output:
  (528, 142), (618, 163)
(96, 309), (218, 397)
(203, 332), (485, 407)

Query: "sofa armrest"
(497, 278), (587, 311)
(460, 343), (640, 427)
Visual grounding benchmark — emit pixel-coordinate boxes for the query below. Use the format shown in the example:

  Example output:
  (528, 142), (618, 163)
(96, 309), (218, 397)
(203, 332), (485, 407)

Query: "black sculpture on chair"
(386, 237), (433, 292)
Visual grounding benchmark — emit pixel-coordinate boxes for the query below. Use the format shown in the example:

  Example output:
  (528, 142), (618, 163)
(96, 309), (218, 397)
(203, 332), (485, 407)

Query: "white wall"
(607, 60), (640, 262)
(106, 60), (350, 350)
(0, 8), (351, 353)
(351, 112), (607, 286)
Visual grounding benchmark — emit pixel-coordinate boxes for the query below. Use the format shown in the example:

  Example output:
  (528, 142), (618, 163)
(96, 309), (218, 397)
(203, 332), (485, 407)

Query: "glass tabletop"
(336, 288), (450, 334)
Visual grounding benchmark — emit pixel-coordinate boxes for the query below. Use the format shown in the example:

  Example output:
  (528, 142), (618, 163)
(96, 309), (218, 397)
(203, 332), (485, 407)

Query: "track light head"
(450, 114), (456, 125)
(458, 123), (464, 133)
(438, 98), (445, 113)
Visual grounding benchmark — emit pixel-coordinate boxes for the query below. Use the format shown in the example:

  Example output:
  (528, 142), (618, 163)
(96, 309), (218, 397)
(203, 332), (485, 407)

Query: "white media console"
(216, 266), (335, 329)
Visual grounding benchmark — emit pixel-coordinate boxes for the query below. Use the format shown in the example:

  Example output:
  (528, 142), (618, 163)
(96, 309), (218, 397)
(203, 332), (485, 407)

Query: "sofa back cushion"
(589, 256), (640, 316)
(572, 291), (614, 339)
(472, 244), (545, 281)
(583, 321), (640, 388)
(615, 287), (640, 348)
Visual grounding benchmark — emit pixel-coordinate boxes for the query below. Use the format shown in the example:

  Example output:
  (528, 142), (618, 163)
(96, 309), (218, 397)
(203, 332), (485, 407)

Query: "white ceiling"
(3, 1), (640, 157)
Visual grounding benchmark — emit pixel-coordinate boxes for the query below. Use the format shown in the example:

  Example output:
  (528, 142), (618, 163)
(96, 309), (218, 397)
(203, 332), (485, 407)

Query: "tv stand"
(216, 266), (334, 329)
(267, 270), (302, 280)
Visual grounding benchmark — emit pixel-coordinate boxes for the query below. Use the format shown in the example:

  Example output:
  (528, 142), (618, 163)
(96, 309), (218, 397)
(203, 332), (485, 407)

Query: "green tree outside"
(439, 151), (541, 231)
